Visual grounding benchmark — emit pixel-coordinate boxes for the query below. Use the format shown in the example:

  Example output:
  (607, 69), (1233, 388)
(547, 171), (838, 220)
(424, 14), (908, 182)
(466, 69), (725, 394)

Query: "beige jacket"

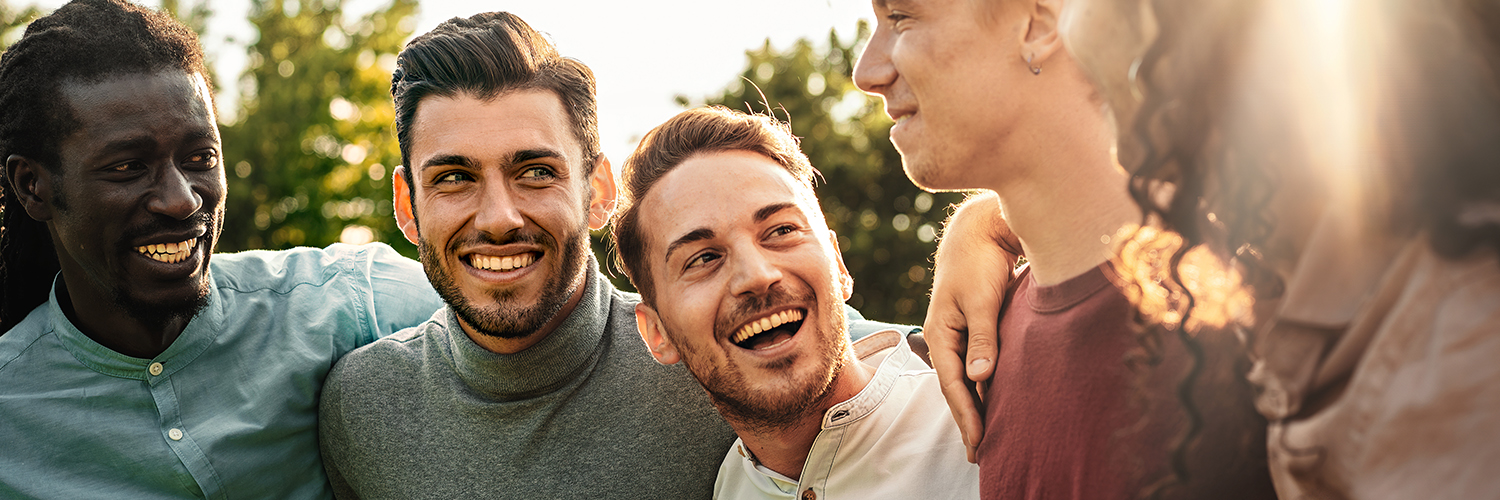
(1249, 208), (1500, 499)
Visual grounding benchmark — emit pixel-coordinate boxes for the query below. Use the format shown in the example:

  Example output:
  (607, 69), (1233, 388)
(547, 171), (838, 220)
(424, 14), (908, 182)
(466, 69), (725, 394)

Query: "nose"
(728, 245), (784, 298)
(474, 179), (526, 237)
(853, 25), (895, 95)
(146, 164), (203, 220)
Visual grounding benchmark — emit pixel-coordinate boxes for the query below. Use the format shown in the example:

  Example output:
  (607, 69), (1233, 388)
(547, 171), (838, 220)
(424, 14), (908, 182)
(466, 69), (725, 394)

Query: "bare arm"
(925, 191), (1021, 463)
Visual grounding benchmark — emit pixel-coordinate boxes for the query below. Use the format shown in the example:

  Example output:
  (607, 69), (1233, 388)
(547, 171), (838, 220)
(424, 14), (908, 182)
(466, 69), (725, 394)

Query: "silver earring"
(1026, 54), (1042, 75)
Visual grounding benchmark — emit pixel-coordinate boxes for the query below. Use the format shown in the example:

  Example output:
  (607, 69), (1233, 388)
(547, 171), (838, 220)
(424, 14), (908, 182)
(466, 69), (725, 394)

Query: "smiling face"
(854, 0), (1034, 191)
(41, 70), (224, 330)
(633, 150), (855, 429)
(396, 89), (613, 349)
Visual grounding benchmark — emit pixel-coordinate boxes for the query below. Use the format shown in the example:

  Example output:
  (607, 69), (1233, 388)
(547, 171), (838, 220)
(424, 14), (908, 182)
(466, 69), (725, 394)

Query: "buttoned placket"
(145, 358), (228, 500)
(752, 330), (912, 499)
(48, 276), (232, 500)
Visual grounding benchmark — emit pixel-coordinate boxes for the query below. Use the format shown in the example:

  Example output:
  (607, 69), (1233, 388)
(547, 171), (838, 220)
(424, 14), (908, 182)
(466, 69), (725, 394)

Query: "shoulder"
(210, 243), (414, 293)
(0, 306), (55, 372)
(330, 311), (444, 383)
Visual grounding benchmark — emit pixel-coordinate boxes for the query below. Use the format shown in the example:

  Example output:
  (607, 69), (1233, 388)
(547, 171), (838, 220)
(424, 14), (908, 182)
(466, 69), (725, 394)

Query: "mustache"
(121, 211), (217, 243)
(447, 227), (557, 253)
(713, 283), (814, 340)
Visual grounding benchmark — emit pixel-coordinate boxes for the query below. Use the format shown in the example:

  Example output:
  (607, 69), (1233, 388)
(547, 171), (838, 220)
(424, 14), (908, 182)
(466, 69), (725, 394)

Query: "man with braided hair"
(0, 1), (442, 497)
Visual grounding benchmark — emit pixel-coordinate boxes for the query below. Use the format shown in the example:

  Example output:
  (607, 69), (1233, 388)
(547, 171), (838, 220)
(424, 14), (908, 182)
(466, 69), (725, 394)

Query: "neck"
(461, 272), (588, 355)
(56, 278), (190, 359)
(727, 355), (876, 479)
(984, 87), (1138, 285)
(995, 159), (1139, 286)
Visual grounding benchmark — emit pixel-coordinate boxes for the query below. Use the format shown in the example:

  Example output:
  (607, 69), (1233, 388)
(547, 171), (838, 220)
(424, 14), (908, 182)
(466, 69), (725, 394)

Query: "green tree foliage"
(0, 1), (40, 49)
(218, 0), (417, 254)
(650, 23), (967, 325)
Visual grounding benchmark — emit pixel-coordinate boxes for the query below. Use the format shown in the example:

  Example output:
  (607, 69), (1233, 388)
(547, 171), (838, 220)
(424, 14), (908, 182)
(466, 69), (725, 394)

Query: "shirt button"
(168, 428), (183, 441)
(148, 362), (164, 376)
(801, 489), (816, 500)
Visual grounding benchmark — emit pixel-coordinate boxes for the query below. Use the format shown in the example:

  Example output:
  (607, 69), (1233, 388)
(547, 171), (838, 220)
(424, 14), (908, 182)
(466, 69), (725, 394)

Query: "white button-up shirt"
(714, 329), (980, 499)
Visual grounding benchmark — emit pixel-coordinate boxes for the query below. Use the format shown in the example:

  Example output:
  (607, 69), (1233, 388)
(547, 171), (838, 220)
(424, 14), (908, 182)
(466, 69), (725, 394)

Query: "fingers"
(932, 342), (986, 463)
(961, 291), (1002, 384)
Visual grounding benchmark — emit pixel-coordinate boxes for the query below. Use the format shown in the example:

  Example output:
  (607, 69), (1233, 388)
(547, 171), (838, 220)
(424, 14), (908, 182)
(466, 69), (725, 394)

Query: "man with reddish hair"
(611, 106), (977, 499)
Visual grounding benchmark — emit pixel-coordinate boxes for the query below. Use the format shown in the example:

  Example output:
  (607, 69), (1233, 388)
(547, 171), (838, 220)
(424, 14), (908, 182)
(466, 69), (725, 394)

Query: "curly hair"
(1121, 0), (1500, 496)
(0, 0), (209, 331)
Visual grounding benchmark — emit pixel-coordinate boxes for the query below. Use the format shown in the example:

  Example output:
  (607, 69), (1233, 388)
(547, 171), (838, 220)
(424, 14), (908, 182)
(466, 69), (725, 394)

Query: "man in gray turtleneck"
(316, 12), (907, 499)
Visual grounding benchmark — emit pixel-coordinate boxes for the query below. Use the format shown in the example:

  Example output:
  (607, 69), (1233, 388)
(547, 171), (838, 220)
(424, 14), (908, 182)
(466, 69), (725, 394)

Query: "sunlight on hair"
(1113, 225), (1254, 333)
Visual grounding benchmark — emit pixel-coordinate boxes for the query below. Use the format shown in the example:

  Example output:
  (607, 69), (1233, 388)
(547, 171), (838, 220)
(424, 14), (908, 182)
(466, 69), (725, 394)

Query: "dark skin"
(3, 70), (225, 359)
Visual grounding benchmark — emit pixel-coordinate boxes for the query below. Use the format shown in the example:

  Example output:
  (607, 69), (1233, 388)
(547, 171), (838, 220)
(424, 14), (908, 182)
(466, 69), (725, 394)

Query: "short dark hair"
(0, 0), (209, 331)
(391, 12), (600, 206)
(611, 106), (818, 304)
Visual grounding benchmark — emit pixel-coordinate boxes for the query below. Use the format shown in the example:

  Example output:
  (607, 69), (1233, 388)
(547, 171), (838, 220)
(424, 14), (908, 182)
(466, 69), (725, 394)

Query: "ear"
(587, 156), (618, 231)
(635, 303), (680, 365)
(392, 165), (419, 245)
(1022, 0), (1066, 70)
(827, 230), (854, 301)
(6, 155), (55, 222)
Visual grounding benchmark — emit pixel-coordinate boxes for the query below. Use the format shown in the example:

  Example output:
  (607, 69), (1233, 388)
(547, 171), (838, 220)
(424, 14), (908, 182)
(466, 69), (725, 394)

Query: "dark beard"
(110, 211), (220, 331)
(674, 283), (850, 434)
(114, 287), (211, 334)
(419, 226), (590, 339)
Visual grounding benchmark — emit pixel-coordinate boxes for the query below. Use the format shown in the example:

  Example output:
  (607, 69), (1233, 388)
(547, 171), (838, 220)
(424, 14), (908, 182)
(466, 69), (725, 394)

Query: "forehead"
(58, 71), (219, 154)
(409, 89), (582, 166)
(637, 150), (818, 249)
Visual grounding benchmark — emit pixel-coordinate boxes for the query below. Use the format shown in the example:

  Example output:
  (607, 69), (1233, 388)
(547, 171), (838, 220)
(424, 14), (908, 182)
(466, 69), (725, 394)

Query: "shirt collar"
(443, 256), (614, 400)
(821, 329), (912, 429)
(1276, 201), (1408, 329)
(46, 271), (226, 383)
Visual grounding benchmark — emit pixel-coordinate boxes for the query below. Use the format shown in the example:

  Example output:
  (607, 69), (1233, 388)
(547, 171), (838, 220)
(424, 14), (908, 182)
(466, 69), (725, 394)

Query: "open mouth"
(730, 308), (806, 351)
(468, 252), (539, 273)
(135, 239), (197, 264)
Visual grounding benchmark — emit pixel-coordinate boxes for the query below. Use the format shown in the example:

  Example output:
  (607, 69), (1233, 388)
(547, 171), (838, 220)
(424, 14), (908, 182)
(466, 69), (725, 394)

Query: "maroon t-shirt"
(976, 263), (1176, 500)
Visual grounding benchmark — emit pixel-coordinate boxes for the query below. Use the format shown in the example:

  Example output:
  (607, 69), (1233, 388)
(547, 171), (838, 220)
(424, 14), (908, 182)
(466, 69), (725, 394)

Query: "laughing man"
(611, 106), (978, 499)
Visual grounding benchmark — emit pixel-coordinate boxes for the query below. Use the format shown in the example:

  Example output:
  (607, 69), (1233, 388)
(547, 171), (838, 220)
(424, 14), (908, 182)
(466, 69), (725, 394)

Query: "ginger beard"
(665, 281), (851, 432)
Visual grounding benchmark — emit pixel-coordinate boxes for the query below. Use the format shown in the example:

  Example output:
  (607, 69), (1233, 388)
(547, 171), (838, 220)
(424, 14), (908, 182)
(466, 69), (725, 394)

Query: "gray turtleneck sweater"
(318, 262), (734, 499)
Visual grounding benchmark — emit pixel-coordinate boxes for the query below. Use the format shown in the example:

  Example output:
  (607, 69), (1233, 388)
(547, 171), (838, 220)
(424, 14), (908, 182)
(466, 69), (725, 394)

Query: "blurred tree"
(603, 22), (968, 325)
(0, 0), (40, 49)
(218, 0), (417, 255)
(160, 0), (210, 36)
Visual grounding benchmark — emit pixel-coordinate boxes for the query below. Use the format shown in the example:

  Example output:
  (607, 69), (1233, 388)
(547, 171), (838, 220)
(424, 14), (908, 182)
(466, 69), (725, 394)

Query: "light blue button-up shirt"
(0, 243), (441, 499)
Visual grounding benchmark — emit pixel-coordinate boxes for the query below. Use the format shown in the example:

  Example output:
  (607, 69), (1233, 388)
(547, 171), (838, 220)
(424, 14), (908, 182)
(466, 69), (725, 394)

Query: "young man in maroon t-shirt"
(852, 0), (1270, 498)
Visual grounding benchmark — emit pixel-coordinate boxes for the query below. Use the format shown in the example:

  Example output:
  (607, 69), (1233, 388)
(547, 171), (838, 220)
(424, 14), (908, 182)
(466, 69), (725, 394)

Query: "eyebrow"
(660, 202), (800, 265)
(512, 148), (564, 165)
(420, 154), (478, 171)
(664, 228), (716, 266)
(755, 202), (797, 223)
(419, 148), (566, 172)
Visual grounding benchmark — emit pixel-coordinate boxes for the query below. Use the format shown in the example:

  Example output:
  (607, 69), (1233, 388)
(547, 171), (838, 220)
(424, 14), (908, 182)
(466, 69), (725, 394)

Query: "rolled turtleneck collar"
(442, 257), (614, 401)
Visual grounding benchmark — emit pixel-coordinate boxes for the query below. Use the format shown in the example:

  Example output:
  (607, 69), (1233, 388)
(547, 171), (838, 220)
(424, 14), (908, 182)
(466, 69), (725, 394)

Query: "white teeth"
(731, 309), (806, 345)
(135, 239), (196, 263)
(471, 253), (536, 272)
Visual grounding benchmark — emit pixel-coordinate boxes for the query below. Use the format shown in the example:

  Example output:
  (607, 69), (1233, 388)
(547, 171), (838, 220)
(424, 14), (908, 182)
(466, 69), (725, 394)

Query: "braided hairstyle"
(0, 0), (208, 331)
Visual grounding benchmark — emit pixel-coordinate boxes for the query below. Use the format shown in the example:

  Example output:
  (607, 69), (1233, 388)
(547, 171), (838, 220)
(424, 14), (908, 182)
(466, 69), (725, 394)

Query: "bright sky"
(29, 0), (878, 164)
